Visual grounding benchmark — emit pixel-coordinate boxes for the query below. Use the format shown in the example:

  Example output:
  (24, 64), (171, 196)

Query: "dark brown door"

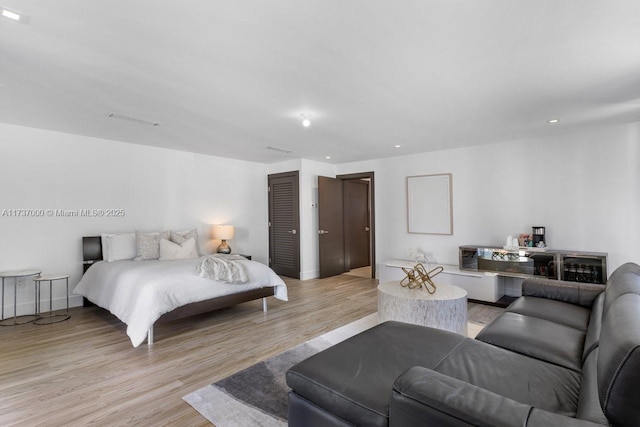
(345, 180), (370, 269)
(318, 176), (345, 278)
(268, 171), (300, 278)
(338, 171), (376, 279)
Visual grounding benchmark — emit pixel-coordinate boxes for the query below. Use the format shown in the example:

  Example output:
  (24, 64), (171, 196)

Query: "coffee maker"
(532, 226), (546, 248)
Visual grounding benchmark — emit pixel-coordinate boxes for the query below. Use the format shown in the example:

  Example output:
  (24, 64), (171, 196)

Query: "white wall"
(338, 123), (640, 275)
(0, 123), (268, 316)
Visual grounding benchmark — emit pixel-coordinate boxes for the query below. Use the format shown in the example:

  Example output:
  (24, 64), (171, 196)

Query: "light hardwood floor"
(343, 265), (372, 278)
(0, 274), (379, 426)
(0, 274), (503, 426)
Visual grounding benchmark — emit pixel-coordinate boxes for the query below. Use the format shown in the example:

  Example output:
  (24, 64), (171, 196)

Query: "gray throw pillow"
(135, 230), (170, 261)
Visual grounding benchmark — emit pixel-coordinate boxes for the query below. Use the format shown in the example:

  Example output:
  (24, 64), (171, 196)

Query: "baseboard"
(300, 270), (319, 280)
(1, 295), (83, 320)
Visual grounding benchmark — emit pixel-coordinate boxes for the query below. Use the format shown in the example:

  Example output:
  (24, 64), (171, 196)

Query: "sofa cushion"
(286, 321), (465, 427)
(576, 348), (608, 425)
(434, 338), (581, 417)
(505, 296), (591, 331)
(522, 278), (604, 308)
(475, 312), (585, 372)
(583, 292), (605, 363)
(597, 294), (640, 427)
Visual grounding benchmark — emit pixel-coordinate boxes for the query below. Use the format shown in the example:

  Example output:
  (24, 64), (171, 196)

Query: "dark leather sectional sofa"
(286, 262), (640, 426)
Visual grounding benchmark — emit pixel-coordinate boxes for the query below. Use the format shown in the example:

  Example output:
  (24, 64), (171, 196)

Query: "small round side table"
(33, 273), (71, 325)
(0, 269), (41, 326)
(378, 281), (468, 335)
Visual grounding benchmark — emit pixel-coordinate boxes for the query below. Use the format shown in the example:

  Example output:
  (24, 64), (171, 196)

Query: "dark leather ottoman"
(286, 321), (465, 426)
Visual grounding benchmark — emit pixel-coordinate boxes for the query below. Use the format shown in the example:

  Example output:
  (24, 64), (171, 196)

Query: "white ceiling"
(1, 1), (639, 164)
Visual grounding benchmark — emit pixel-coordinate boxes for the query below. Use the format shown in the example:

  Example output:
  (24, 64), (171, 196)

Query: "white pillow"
(159, 237), (199, 260)
(101, 232), (136, 262)
(170, 228), (201, 255)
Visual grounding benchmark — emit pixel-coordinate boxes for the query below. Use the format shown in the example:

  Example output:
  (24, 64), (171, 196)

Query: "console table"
(378, 260), (504, 304)
(459, 246), (608, 284)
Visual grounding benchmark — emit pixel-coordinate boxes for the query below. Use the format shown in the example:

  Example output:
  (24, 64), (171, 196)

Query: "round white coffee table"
(378, 281), (468, 335)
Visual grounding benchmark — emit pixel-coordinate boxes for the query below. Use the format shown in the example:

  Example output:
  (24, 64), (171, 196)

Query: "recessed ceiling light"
(1, 8), (29, 23)
(300, 113), (311, 127)
(548, 119), (559, 124)
(394, 144), (401, 148)
(325, 156), (331, 159)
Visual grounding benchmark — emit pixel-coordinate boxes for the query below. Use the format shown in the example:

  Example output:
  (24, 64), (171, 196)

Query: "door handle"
(318, 230), (329, 235)
(287, 229), (297, 235)
(365, 227), (370, 232)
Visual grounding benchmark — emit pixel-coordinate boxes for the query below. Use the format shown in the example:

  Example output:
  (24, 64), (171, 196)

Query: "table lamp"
(212, 225), (235, 254)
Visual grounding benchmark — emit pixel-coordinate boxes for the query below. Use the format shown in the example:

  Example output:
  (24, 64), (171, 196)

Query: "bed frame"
(82, 236), (275, 345)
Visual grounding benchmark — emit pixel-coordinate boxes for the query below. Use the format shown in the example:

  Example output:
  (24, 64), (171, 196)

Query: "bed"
(75, 236), (288, 347)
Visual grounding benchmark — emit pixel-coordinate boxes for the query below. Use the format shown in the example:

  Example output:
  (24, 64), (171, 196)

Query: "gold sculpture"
(400, 263), (443, 294)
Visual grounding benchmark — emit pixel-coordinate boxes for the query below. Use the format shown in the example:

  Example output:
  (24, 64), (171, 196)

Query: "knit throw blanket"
(197, 254), (249, 283)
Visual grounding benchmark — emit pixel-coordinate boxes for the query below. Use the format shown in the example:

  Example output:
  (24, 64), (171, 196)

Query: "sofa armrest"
(522, 278), (604, 308)
(390, 366), (531, 427)
(391, 367), (605, 427)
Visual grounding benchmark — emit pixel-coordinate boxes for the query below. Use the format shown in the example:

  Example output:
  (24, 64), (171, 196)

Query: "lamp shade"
(212, 225), (235, 240)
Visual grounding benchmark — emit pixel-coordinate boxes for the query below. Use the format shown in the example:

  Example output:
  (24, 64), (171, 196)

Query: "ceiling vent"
(107, 113), (161, 127)
(266, 146), (293, 154)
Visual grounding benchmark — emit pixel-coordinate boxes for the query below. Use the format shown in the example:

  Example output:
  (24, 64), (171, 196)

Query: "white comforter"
(74, 257), (288, 347)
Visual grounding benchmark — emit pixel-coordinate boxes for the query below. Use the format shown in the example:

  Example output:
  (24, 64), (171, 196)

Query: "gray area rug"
(184, 337), (331, 426)
(183, 308), (502, 426)
(183, 314), (378, 426)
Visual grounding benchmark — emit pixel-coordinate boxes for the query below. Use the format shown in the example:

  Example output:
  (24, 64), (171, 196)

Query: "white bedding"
(74, 257), (288, 347)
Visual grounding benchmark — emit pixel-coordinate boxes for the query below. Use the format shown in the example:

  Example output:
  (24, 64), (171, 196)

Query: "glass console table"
(459, 246), (608, 285)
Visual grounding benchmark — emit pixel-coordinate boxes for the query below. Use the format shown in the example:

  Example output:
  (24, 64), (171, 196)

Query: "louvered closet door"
(268, 171), (300, 278)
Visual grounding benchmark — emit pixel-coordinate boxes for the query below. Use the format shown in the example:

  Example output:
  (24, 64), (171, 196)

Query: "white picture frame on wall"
(407, 173), (453, 235)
